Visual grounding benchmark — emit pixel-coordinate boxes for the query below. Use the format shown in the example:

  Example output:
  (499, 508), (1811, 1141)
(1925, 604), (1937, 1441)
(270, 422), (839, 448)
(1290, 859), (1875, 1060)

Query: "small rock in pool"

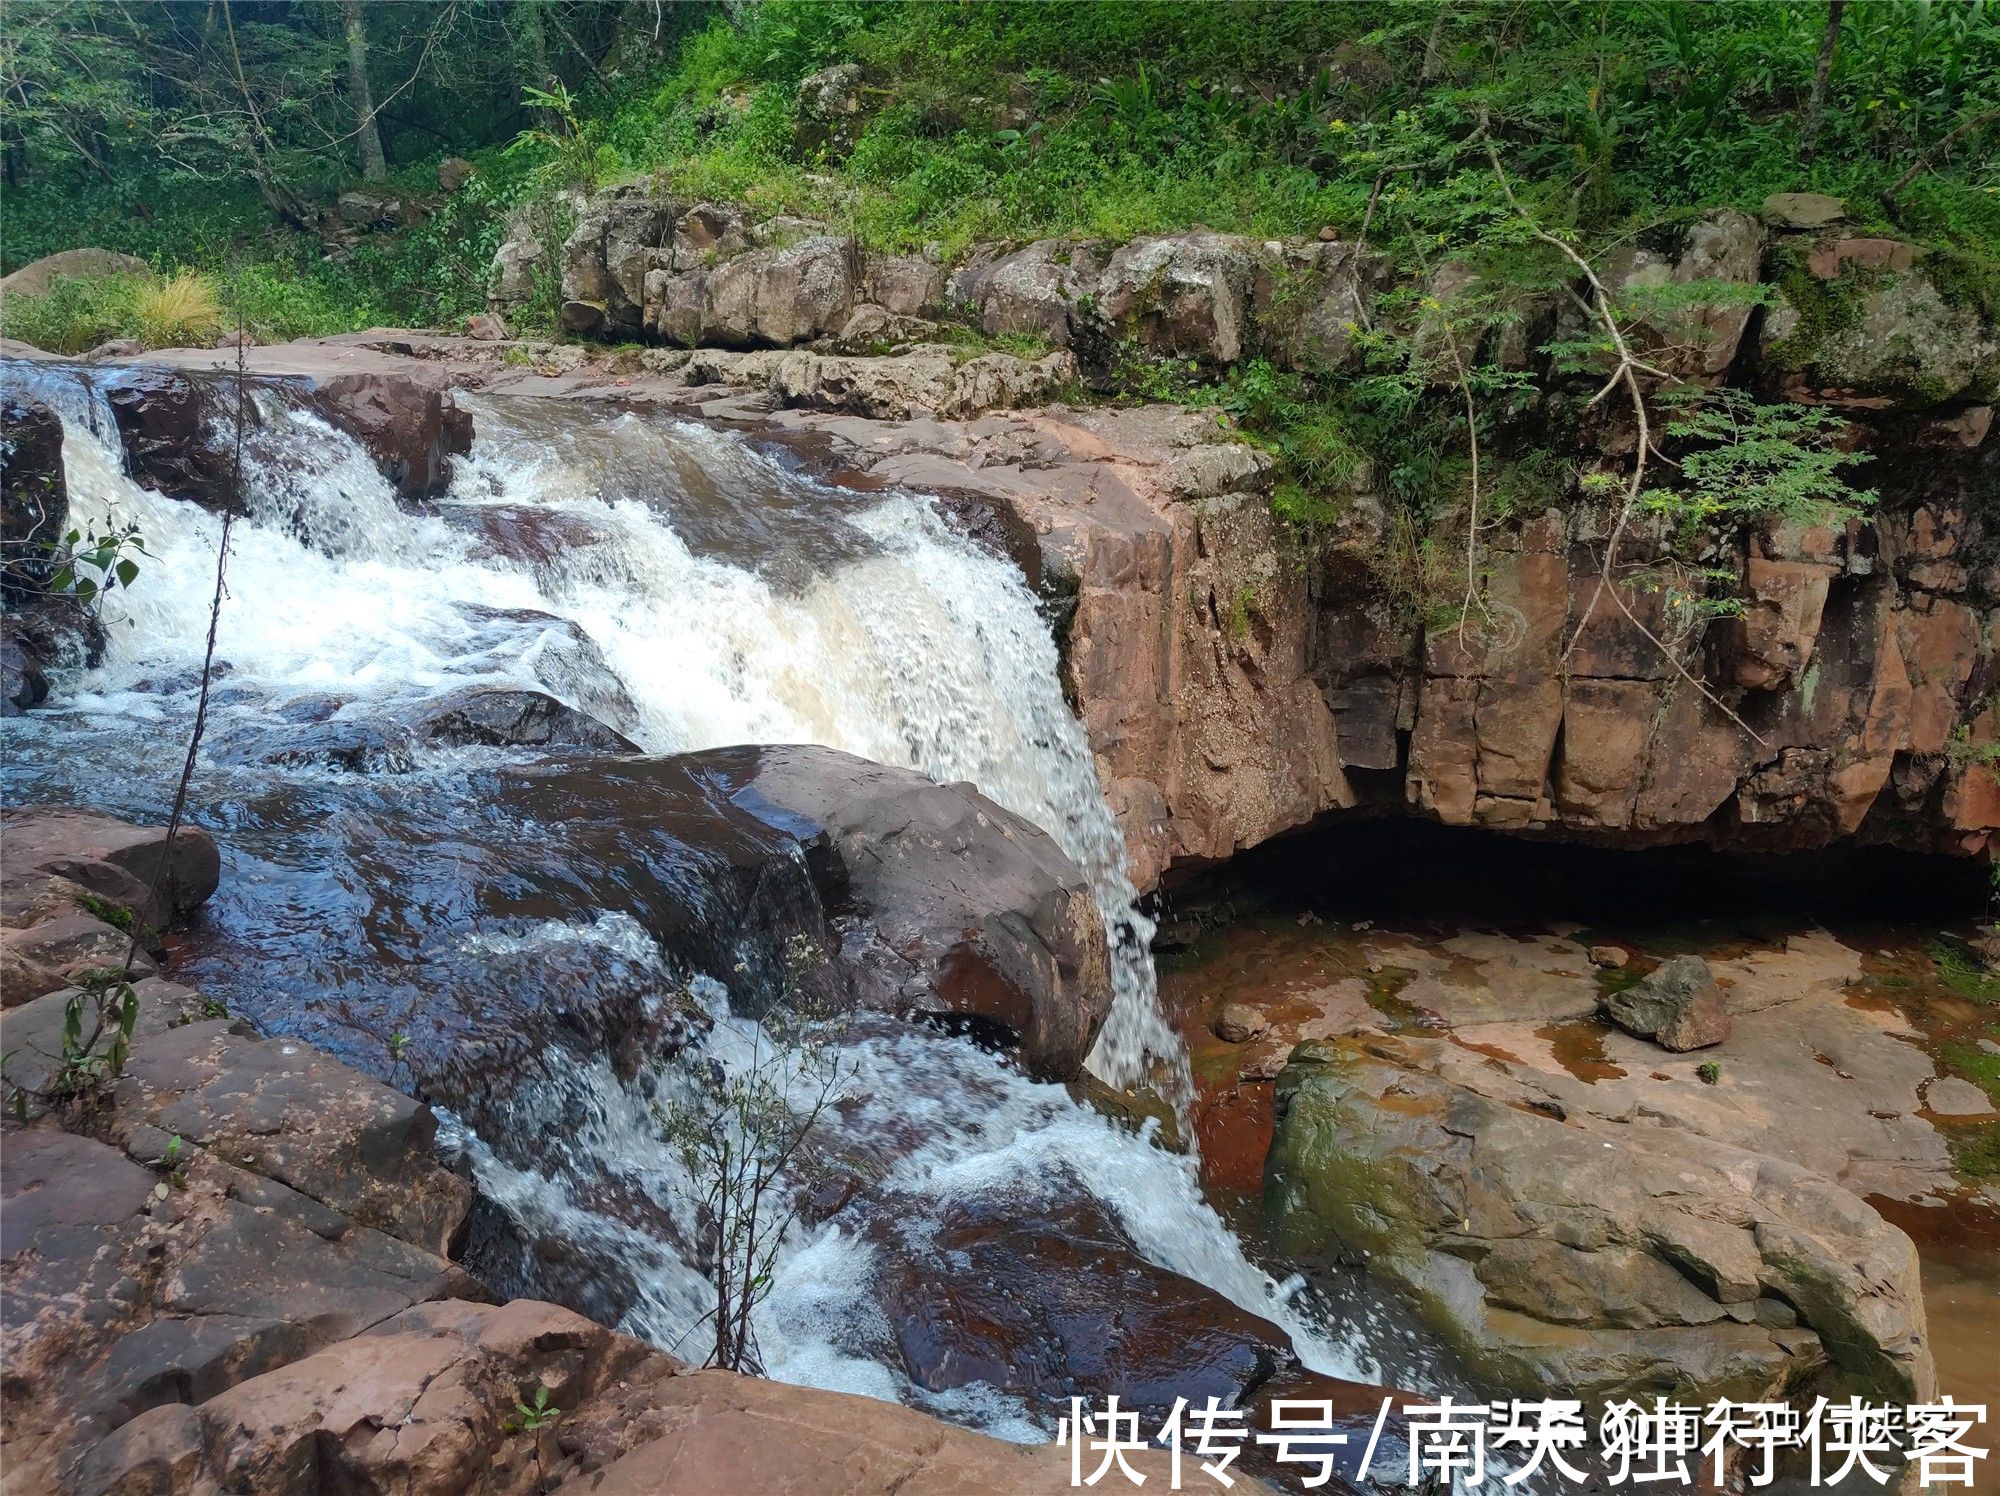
(1213, 1002), (1269, 1044)
(1589, 944), (1629, 969)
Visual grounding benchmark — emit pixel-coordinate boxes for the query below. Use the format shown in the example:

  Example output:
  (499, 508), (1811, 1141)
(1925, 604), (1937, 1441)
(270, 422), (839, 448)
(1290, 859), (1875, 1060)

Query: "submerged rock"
(409, 686), (638, 753)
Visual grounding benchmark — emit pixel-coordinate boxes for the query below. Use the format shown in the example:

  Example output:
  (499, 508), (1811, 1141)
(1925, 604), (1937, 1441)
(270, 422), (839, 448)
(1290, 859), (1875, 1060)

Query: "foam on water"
(2, 373), (1408, 1440)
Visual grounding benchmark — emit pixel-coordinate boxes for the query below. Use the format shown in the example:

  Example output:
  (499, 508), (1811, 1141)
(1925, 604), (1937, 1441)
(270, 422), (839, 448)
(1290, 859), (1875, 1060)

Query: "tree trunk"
(341, 0), (387, 182)
(1799, 0), (1845, 167)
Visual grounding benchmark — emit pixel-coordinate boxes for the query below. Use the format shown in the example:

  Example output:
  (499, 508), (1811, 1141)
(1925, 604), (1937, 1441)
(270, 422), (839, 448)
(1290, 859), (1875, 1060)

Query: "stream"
(0, 364), (1458, 1451)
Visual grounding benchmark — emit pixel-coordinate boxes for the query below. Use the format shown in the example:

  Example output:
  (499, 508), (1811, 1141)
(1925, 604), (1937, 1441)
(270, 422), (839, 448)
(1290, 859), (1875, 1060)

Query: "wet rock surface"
(1266, 1030), (1934, 1406)
(1159, 852), (1996, 1422)
(0, 812), (1270, 1496)
(710, 744), (1113, 1078)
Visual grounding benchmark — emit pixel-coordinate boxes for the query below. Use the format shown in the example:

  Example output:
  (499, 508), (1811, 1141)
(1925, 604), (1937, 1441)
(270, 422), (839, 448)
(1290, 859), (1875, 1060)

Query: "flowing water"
(0, 364), (1442, 1441)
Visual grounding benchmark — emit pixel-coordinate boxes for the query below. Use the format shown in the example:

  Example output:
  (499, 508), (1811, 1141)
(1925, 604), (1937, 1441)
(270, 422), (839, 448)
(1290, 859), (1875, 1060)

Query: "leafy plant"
(48, 519), (151, 617)
(6, 972), (141, 1118)
(506, 1384), (563, 1492)
(1641, 388), (1878, 537)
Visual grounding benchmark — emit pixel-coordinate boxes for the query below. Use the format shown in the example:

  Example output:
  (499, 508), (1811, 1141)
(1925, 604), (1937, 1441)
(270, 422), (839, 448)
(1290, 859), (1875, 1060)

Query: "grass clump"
(1, 270), (222, 353)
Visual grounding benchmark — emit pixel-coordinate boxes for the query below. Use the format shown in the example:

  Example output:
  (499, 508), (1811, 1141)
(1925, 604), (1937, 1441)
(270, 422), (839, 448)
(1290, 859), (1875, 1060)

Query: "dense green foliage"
(5, 1), (1995, 332)
(589, 0), (2000, 255)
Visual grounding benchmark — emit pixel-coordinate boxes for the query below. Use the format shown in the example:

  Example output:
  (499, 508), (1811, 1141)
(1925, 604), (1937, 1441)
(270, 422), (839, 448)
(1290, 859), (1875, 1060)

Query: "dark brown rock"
(409, 686), (638, 753)
(0, 805), (220, 935)
(103, 366), (248, 511)
(1, 391), (67, 600)
(717, 744), (1112, 1079)
(871, 1192), (1293, 1421)
(313, 371), (473, 501)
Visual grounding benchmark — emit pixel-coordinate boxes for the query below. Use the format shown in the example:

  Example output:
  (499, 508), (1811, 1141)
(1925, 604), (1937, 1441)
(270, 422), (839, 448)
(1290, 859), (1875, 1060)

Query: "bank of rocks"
(0, 804), (1236, 1495)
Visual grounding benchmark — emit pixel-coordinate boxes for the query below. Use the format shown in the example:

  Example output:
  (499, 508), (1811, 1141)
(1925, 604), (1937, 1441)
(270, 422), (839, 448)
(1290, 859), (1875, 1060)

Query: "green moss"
(1929, 939), (2000, 1005)
(74, 892), (136, 935)
(1940, 1038), (2000, 1104)
(1947, 1121), (2000, 1179)
(1762, 247), (1873, 377)
(1923, 248), (2000, 321)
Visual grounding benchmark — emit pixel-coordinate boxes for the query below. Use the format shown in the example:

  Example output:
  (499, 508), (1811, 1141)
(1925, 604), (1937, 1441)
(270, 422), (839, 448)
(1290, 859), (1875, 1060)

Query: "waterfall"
(1, 369), (1415, 1433)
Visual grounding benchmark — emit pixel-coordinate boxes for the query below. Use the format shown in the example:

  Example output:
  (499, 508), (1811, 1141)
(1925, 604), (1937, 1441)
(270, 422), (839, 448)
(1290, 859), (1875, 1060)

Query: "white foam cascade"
(16, 379), (1386, 1428)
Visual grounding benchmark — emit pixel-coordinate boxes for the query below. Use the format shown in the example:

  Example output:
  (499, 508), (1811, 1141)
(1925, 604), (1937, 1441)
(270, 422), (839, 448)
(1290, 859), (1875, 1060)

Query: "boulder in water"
(102, 366), (250, 513)
(0, 392), (67, 599)
(1266, 1033), (1935, 1407)
(410, 687), (637, 753)
(711, 744), (1113, 1079)
(1, 805), (220, 936)
(312, 371), (473, 501)
(870, 1191), (1291, 1420)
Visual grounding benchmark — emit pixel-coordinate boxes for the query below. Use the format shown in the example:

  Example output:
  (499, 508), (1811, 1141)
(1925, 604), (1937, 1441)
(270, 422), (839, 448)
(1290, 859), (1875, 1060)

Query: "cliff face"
(721, 393), (1994, 888)
(512, 189), (1997, 886)
(1307, 432), (1996, 862)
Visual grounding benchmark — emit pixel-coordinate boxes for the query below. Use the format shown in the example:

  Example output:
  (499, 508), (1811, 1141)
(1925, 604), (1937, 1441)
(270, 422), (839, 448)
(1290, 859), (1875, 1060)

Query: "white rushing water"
(6, 373), (1427, 1432)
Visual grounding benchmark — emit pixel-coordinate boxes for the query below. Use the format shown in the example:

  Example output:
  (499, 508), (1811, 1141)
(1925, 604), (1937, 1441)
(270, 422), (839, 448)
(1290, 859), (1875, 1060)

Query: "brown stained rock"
(870, 1192), (1294, 1422)
(1553, 678), (1657, 829)
(1, 1110), (480, 1495)
(1595, 209), (1763, 380)
(1, 805), (219, 935)
(313, 371), (474, 501)
(1407, 676), (1480, 826)
(66, 1298), (1259, 1496)
(0, 908), (155, 1006)
(715, 745), (1111, 1079)
(1725, 557), (1837, 690)
(1588, 945), (1629, 969)
(1214, 1002), (1269, 1043)
(1807, 236), (1917, 280)
(99, 1019), (474, 1254)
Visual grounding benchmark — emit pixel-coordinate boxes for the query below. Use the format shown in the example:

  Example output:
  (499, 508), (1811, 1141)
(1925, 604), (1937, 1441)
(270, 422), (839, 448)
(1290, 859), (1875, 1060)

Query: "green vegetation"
(5, 972), (141, 1118)
(74, 892), (137, 936)
(2, 2), (1992, 642)
(5, 3), (1993, 327)
(1929, 938), (2000, 1004)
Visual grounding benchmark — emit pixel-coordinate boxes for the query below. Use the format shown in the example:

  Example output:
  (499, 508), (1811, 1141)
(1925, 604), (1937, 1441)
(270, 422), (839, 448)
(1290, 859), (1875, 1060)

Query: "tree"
(655, 950), (850, 1375)
(1799, 0), (1846, 167)
(341, 0), (387, 182)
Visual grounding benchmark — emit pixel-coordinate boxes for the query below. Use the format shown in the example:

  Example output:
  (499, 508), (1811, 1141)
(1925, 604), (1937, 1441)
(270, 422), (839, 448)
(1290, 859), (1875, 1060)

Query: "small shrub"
(130, 271), (224, 347)
(1697, 1061), (1722, 1085)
